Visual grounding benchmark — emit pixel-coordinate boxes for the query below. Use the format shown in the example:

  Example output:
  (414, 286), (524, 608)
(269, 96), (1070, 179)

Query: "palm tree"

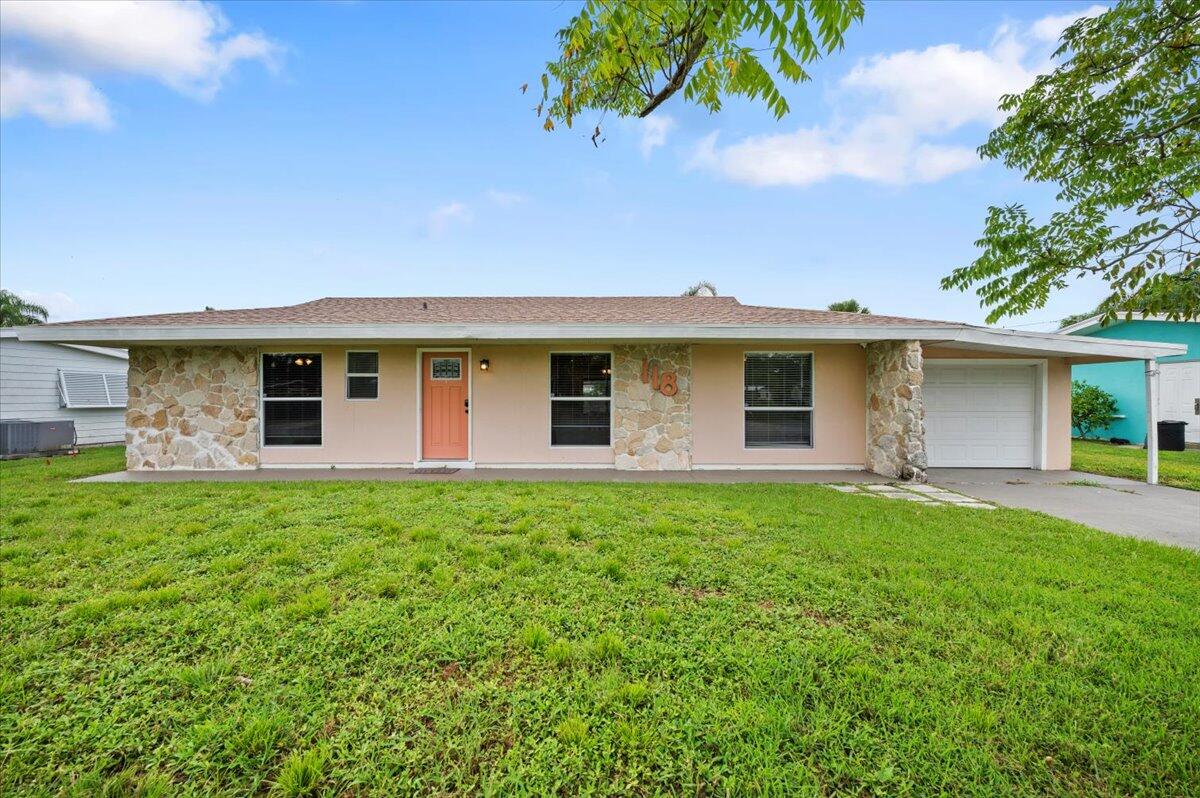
(827, 299), (870, 314)
(0, 290), (49, 326)
(682, 281), (717, 297)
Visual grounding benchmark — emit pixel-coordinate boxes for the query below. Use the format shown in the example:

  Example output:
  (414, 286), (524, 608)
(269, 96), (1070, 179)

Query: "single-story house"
(14, 296), (1186, 482)
(0, 328), (128, 446)
(1060, 314), (1198, 445)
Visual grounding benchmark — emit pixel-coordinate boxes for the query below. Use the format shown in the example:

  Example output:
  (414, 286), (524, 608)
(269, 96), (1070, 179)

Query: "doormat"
(413, 467), (460, 475)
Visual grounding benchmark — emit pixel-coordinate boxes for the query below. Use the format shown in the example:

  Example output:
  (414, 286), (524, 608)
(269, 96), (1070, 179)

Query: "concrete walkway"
(928, 468), (1200, 551)
(77, 467), (890, 485)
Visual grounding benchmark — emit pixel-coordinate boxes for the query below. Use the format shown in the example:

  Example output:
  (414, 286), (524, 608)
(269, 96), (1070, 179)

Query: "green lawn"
(2, 448), (1199, 797)
(1072, 439), (1200, 491)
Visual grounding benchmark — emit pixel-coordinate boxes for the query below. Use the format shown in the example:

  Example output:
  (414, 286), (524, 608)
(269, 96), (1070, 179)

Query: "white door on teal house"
(1160, 361), (1200, 444)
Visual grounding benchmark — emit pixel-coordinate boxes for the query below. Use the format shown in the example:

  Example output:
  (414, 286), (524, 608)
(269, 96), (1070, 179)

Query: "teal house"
(1062, 316), (1199, 445)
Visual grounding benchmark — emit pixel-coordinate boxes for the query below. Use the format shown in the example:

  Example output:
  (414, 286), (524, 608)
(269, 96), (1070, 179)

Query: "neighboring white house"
(0, 328), (128, 446)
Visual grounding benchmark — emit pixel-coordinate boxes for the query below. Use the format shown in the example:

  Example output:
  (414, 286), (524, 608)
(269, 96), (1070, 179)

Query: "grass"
(1, 448), (1198, 796)
(1072, 438), (1200, 491)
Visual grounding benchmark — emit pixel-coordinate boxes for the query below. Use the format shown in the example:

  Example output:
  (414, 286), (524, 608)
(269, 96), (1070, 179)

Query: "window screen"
(346, 351), (379, 400)
(744, 353), (813, 447)
(550, 353), (611, 446)
(262, 353), (321, 445)
(58, 369), (127, 408)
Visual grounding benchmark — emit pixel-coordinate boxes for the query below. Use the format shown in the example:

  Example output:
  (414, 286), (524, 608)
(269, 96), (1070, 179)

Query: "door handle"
(1194, 397), (1199, 415)
(464, 398), (470, 414)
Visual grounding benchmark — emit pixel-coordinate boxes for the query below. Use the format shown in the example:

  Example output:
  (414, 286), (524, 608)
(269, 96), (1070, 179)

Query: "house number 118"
(641, 359), (678, 397)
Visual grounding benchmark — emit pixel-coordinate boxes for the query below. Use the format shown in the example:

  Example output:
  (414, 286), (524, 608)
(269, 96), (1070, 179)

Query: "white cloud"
(425, 201), (471, 237)
(0, 64), (112, 128)
(1030, 4), (1107, 42)
(639, 115), (675, 158)
(15, 289), (81, 322)
(840, 42), (1035, 133)
(0, 0), (280, 127)
(690, 7), (1105, 188)
(485, 189), (525, 207)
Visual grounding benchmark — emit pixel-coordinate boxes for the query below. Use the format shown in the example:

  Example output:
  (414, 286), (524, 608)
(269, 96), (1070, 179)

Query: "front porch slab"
(75, 468), (890, 485)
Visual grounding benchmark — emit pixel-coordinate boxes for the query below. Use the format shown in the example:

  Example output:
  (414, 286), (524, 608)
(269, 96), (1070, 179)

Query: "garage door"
(925, 363), (1036, 467)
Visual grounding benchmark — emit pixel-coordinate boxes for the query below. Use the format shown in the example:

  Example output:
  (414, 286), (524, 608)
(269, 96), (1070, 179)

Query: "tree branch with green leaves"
(533, 0), (863, 139)
(942, 0), (1200, 324)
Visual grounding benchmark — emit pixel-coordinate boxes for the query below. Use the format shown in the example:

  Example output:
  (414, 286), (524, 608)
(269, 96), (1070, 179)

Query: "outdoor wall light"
(479, 358), (490, 371)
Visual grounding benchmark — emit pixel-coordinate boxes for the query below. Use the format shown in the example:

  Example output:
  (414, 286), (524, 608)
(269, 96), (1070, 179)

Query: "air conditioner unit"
(0, 419), (76, 458)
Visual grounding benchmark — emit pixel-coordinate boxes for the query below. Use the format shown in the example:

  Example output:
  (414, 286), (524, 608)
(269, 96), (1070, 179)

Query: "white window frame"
(742, 350), (815, 449)
(345, 350), (380, 401)
(259, 351), (323, 448)
(57, 369), (127, 409)
(549, 350), (613, 448)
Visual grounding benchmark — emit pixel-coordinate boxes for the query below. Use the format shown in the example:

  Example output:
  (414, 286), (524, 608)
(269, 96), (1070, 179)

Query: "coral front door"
(421, 352), (469, 460)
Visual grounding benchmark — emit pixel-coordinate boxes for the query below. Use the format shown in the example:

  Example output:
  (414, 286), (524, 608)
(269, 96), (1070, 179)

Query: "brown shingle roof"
(42, 296), (959, 328)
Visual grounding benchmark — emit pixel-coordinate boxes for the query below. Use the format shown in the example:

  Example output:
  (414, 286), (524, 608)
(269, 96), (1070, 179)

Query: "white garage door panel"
(926, 364), (1036, 468)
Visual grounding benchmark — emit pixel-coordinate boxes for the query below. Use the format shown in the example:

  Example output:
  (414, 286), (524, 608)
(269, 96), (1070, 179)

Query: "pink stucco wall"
(691, 344), (867, 467)
(471, 345), (613, 465)
(255, 341), (1072, 470)
(260, 344), (614, 466)
(260, 345), (417, 465)
(923, 347), (1072, 470)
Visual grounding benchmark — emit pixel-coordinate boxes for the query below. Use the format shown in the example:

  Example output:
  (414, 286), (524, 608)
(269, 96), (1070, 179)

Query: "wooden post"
(1145, 358), (1159, 485)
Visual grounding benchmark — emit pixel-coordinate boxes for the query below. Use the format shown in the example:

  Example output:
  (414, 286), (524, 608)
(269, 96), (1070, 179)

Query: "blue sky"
(1, 1), (1111, 330)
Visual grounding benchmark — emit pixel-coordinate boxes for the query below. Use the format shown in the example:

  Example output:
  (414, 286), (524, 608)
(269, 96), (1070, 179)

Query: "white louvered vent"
(58, 370), (127, 408)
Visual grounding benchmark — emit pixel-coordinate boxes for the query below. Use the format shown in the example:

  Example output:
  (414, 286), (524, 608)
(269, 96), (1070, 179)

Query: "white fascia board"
(1056, 314), (1105, 335)
(947, 326), (1187, 360)
(1057, 313), (1182, 335)
(17, 322), (957, 344)
(14, 322), (1186, 360)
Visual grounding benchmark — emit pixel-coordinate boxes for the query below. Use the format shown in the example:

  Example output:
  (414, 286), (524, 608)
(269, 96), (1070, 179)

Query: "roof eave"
(16, 322), (1187, 359)
(1057, 312), (1183, 335)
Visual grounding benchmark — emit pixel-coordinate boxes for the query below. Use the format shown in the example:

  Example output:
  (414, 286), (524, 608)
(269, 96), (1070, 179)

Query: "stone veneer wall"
(612, 344), (692, 470)
(126, 346), (260, 470)
(865, 340), (927, 482)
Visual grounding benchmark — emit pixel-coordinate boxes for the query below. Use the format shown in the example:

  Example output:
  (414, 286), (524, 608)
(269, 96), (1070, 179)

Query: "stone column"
(611, 344), (692, 470)
(126, 346), (260, 470)
(865, 340), (927, 482)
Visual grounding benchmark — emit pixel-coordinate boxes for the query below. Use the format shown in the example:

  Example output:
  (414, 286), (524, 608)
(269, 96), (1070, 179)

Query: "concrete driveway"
(928, 468), (1200, 551)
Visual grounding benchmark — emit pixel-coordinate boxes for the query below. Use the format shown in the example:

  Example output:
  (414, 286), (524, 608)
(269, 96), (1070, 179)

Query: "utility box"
(0, 419), (76, 458)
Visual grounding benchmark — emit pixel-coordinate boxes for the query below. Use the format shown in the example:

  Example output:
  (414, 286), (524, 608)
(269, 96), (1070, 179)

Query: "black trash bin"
(1157, 420), (1188, 452)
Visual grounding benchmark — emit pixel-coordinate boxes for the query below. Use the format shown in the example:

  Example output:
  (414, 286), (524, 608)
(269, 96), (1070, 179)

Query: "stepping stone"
(863, 484), (905, 493)
(826, 485), (860, 492)
(904, 485), (944, 493)
(889, 494), (932, 501)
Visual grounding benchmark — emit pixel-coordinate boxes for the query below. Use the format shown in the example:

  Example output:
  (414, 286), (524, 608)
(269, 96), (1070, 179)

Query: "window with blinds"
(550, 352), (611, 446)
(58, 370), (127, 408)
(262, 353), (322, 446)
(744, 352), (813, 447)
(346, 351), (379, 400)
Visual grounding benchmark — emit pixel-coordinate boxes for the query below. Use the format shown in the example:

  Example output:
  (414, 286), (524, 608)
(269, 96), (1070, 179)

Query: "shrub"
(1071, 380), (1118, 440)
